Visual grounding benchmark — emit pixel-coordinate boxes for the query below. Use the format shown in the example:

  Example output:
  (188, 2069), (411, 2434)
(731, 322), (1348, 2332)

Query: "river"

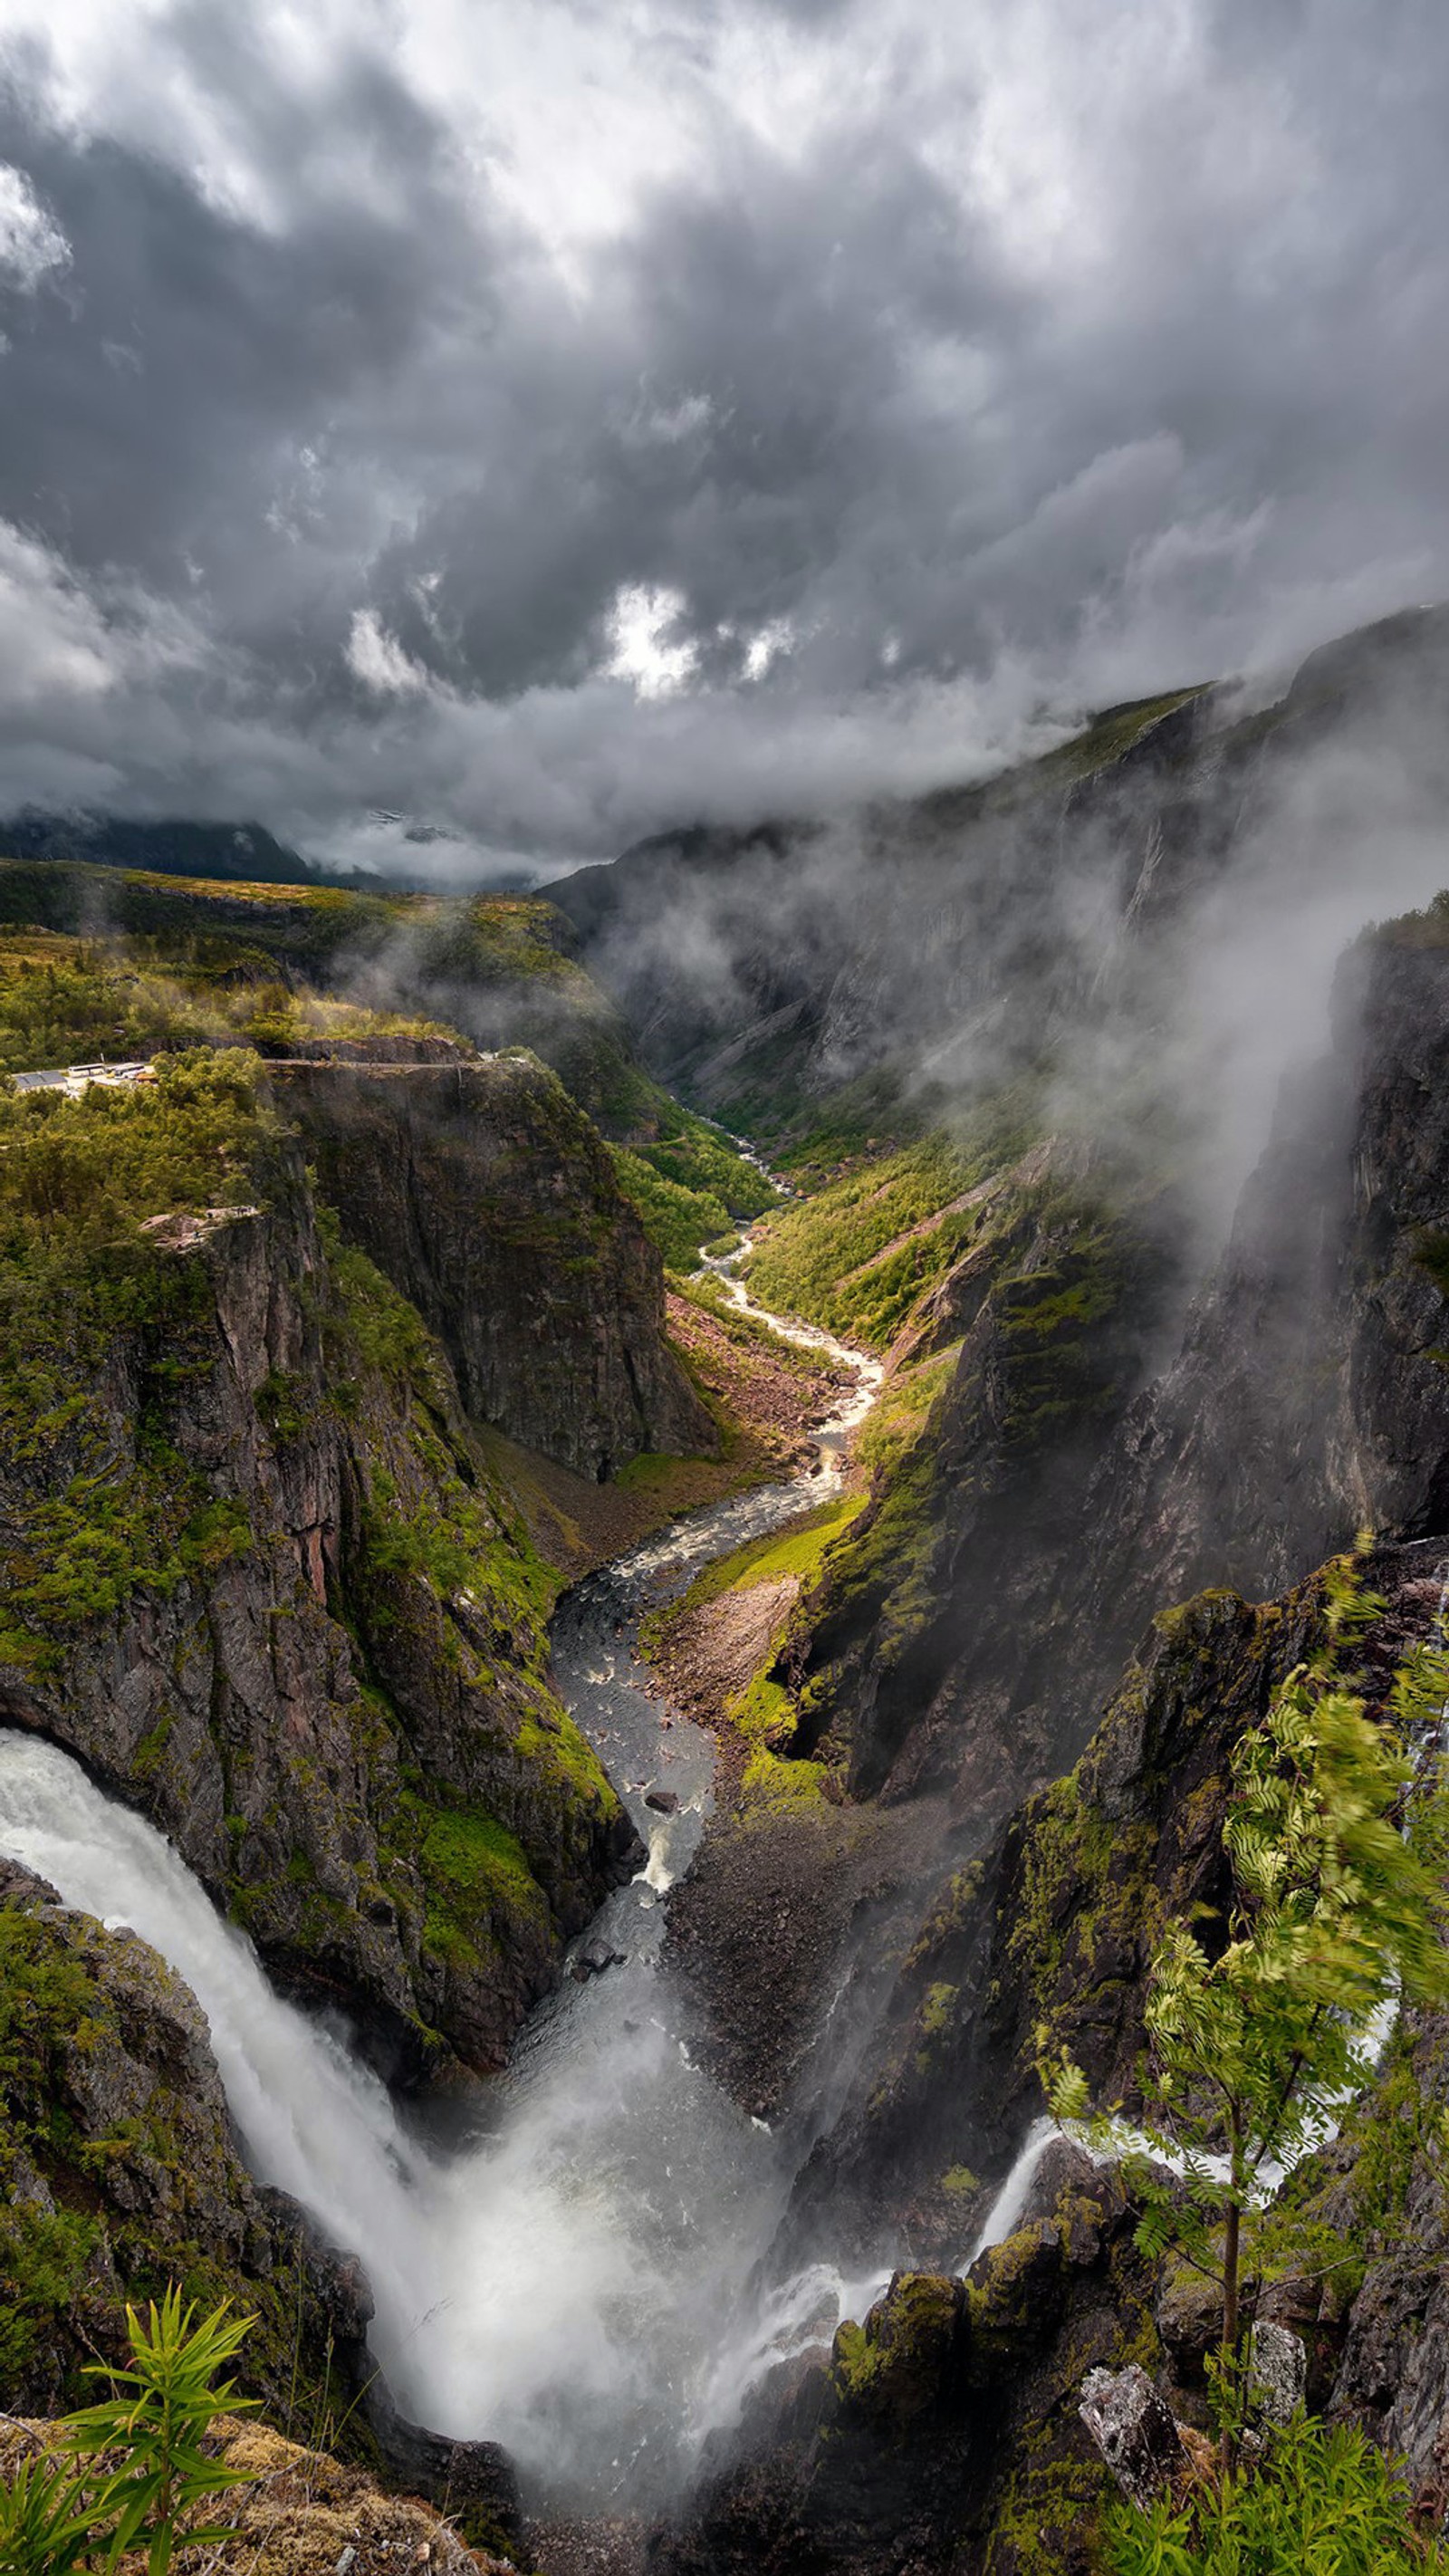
(0, 1254), (892, 2516)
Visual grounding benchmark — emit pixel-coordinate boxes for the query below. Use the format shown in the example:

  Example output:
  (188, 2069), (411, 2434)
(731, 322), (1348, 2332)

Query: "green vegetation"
(0, 860), (653, 1129)
(657, 1495), (862, 1809)
(0, 2290), (257, 2576)
(646, 1494), (861, 1639)
(743, 1094), (1037, 1349)
(0, 1901), (361, 2442)
(0, 931), (459, 1074)
(336, 1246), (561, 1646)
(994, 1220), (1137, 1448)
(394, 1790), (548, 1973)
(1030, 686), (1208, 789)
(0, 1908), (106, 2384)
(0, 1053), (274, 1670)
(1374, 888), (1449, 950)
(1047, 1559), (1449, 2467)
(610, 1145), (735, 1265)
(1103, 2413), (1446, 2573)
(742, 1134), (977, 1345)
(610, 1101), (777, 1265)
(792, 1348), (955, 1687)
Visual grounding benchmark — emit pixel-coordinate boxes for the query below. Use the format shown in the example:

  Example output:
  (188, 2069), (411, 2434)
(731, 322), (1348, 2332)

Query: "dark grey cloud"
(0, 0), (1445, 876)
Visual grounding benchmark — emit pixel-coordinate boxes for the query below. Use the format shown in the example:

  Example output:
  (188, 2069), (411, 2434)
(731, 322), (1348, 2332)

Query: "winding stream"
(0, 1253), (890, 2515)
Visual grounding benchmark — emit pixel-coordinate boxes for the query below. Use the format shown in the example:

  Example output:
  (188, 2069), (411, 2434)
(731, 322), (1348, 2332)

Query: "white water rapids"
(0, 1253), (914, 2513)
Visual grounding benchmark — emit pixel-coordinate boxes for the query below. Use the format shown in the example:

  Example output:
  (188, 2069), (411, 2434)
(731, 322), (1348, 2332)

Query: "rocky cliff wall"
(273, 1053), (715, 1477)
(770, 924), (1449, 1856)
(661, 1538), (1449, 2576)
(0, 1070), (646, 2076)
(0, 1856), (372, 2424)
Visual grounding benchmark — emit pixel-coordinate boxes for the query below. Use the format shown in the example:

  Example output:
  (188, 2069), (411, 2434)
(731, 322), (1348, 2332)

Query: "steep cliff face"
(791, 1543), (1446, 2263)
(0, 1058), (642, 2075)
(776, 1149), (1173, 1826)
(662, 1541), (1449, 2576)
(1082, 927), (1449, 1606)
(0, 1857), (370, 2425)
(274, 1053), (715, 1476)
(662, 2147), (1154, 2576)
(762, 921), (1449, 1870)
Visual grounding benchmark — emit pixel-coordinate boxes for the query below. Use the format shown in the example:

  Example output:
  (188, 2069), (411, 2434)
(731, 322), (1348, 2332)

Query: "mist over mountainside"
(551, 605), (1449, 1203)
(5, 0), (1449, 2550)
(6, 603), (1449, 2571)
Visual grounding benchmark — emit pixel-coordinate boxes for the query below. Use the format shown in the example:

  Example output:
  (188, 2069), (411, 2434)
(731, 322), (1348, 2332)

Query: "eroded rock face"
(658, 2147), (1153, 2576)
(788, 1539), (1445, 2264)
(0, 1149), (639, 2076)
(0, 1860), (372, 2425)
(273, 1053), (715, 1477)
(660, 1547), (1449, 2574)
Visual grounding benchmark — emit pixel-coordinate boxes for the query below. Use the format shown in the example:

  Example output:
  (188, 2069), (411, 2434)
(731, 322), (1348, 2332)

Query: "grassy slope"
(742, 1090), (1039, 1350)
(0, 874), (776, 1262)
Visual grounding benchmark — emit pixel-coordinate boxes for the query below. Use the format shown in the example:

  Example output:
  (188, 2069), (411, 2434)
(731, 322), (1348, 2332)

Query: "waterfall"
(0, 1730), (437, 2358)
(0, 1281), (897, 2510)
(0, 1726), (883, 2508)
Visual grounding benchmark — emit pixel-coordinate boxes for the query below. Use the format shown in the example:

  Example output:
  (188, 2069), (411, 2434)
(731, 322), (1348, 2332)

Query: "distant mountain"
(0, 808), (314, 885)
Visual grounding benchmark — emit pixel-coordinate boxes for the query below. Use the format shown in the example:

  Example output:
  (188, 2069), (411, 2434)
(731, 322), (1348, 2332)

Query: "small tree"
(1046, 1561), (1449, 2465)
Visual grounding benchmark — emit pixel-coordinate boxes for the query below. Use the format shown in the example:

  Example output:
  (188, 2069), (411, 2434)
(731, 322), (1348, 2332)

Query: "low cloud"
(0, 1), (1444, 871)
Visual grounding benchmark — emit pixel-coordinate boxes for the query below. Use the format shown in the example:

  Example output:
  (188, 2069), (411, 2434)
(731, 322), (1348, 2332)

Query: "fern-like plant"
(1102, 2413), (1447, 2572)
(1045, 1554), (1449, 2465)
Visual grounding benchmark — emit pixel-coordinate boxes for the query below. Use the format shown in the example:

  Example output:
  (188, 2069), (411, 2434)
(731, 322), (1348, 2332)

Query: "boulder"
(1080, 2363), (1191, 2510)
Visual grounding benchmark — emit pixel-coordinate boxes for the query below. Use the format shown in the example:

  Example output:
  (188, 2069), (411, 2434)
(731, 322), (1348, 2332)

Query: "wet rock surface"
(0, 1862), (374, 2426)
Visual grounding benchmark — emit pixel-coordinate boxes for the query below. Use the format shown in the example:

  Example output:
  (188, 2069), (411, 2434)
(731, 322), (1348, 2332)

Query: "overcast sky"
(0, 0), (1444, 879)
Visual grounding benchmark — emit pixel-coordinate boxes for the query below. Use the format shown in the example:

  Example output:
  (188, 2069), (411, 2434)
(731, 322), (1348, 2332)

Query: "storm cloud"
(0, 0), (1446, 877)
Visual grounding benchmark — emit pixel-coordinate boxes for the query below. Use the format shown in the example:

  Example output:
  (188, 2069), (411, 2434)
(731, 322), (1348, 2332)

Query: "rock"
(1154, 2254), (1223, 2379)
(368, 2383), (524, 2560)
(570, 1943), (627, 1981)
(644, 1786), (680, 1814)
(274, 1055), (715, 1475)
(1079, 2363), (1190, 2509)
(1249, 2321), (1307, 2427)
(0, 1139), (641, 2080)
(0, 1873), (371, 2428)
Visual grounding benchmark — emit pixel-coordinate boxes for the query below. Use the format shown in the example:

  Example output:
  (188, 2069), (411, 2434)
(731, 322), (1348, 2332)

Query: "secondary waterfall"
(0, 1279), (901, 2513)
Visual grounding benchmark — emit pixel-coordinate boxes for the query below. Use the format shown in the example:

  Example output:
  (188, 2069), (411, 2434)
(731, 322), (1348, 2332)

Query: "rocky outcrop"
(0, 1859), (372, 2426)
(0, 1124), (639, 2077)
(657, 2142), (1156, 2576)
(785, 1537), (1446, 2264)
(273, 1053), (715, 1477)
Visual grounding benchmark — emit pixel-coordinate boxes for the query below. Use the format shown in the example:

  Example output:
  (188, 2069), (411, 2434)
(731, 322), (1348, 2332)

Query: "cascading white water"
(0, 1259), (897, 2511)
(0, 1730), (438, 2354)
(0, 1723), (888, 2506)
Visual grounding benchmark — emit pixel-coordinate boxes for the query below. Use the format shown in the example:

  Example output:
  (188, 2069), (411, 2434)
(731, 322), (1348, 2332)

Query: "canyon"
(5, 604), (1449, 2572)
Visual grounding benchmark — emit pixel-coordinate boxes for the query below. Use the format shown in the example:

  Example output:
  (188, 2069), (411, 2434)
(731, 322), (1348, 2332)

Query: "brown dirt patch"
(0, 2418), (512, 2575)
(646, 1574), (798, 1743)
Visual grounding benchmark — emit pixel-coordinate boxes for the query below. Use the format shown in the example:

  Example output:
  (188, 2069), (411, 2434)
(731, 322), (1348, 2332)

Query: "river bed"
(0, 1263), (890, 2516)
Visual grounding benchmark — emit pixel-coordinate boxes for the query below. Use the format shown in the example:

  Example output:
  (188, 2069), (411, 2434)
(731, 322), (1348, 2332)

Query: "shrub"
(1103, 2413), (1446, 2573)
